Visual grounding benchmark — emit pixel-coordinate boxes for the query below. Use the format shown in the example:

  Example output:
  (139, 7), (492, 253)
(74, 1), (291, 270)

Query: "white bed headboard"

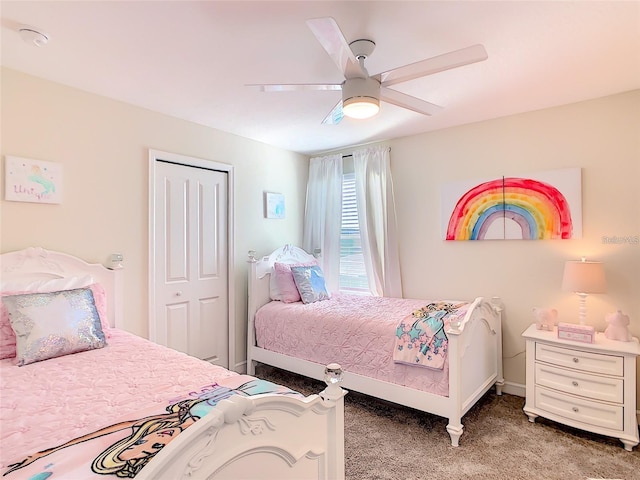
(0, 247), (123, 328)
(246, 245), (316, 363)
(247, 244), (315, 312)
(250, 244), (317, 279)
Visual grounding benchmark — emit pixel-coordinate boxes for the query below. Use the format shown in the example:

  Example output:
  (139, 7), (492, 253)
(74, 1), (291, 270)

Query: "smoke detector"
(18, 26), (49, 47)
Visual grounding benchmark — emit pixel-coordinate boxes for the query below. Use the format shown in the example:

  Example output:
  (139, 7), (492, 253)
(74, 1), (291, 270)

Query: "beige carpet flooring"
(256, 365), (640, 480)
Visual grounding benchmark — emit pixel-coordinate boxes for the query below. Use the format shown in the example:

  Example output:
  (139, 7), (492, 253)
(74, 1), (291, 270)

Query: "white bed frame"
(247, 245), (504, 447)
(0, 247), (347, 480)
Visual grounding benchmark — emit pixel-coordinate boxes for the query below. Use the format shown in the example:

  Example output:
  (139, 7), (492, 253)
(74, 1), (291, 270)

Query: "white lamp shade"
(562, 260), (607, 294)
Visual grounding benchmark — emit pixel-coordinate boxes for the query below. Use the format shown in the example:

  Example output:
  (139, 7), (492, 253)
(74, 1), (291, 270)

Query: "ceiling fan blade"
(306, 17), (366, 79)
(380, 87), (443, 116)
(321, 101), (344, 125)
(376, 44), (488, 87)
(247, 84), (342, 92)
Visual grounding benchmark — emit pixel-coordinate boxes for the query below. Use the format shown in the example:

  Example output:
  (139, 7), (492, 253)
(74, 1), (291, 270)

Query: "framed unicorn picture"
(441, 167), (582, 240)
(4, 156), (63, 204)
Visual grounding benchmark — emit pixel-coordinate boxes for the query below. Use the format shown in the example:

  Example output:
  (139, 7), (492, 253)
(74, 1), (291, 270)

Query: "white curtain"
(353, 146), (403, 297)
(302, 154), (343, 293)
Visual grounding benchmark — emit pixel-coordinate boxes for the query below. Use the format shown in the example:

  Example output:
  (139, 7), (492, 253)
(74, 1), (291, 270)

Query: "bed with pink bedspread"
(0, 247), (346, 480)
(247, 245), (504, 447)
(0, 329), (294, 478)
(255, 294), (464, 397)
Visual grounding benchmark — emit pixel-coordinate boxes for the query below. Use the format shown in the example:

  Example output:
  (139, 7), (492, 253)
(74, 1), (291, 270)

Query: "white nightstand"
(522, 324), (640, 451)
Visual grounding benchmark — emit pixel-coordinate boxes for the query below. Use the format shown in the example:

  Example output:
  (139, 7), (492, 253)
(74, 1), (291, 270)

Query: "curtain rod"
(342, 147), (391, 159)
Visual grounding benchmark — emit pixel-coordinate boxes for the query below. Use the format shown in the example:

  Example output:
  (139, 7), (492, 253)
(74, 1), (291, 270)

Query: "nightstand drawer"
(535, 363), (624, 403)
(536, 343), (623, 376)
(535, 387), (623, 431)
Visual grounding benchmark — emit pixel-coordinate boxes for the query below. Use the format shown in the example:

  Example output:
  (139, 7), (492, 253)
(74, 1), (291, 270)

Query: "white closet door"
(152, 160), (228, 366)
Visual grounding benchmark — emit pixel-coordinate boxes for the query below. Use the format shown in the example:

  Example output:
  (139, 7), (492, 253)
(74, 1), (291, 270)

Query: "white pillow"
(1, 275), (95, 293)
(268, 267), (280, 300)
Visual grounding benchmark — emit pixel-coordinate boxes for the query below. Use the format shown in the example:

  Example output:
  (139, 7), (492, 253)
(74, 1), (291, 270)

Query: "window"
(339, 171), (369, 294)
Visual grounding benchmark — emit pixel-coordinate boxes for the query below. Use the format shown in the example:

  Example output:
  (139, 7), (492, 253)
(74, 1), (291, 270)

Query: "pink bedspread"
(0, 329), (295, 478)
(255, 293), (457, 397)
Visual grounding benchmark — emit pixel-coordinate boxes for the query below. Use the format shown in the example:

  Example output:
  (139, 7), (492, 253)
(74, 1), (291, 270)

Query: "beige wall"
(387, 90), (640, 399)
(0, 68), (308, 368)
(2, 67), (639, 404)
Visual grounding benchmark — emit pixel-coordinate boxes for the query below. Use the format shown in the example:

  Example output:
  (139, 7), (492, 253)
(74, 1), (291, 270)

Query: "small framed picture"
(4, 156), (63, 204)
(264, 192), (285, 219)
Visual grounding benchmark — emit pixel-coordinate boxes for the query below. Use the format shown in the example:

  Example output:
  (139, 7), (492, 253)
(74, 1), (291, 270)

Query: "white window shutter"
(339, 173), (369, 293)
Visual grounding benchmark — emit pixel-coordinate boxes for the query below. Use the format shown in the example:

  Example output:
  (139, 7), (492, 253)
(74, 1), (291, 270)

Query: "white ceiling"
(1, 1), (639, 156)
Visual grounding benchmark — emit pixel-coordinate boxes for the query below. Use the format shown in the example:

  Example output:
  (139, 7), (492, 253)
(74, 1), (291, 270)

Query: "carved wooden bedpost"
(321, 363), (347, 480)
(247, 250), (258, 375)
(490, 297), (505, 395)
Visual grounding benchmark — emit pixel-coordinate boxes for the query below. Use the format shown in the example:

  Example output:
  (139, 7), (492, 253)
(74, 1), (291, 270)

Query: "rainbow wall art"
(442, 168), (582, 241)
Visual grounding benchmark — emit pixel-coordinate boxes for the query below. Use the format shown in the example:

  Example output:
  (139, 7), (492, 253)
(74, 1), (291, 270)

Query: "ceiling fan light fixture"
(342, 76), (381, 119)
(342, 96), (380, 119)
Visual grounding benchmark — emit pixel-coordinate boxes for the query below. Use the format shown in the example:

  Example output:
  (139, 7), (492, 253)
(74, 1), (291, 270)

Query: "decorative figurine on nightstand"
(533, 307), (557, 331)
(604, 309), (633, 342)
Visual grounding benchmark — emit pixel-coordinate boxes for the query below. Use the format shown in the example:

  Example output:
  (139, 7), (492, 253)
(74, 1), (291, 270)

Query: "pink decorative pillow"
(88, 283), (111, 335)
(271, 261), (318, 303)
(0, 283), (110, 360)
(0, 303), (16, 360)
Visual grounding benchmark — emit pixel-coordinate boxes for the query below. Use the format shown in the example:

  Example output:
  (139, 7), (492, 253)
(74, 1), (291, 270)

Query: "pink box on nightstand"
(557, 322), (595, 343)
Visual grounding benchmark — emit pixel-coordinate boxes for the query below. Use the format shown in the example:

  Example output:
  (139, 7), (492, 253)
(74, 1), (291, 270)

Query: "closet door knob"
(572, 407), (579, 413)
(572, 357), (579, 363)
(175, 291), (183, 297)
(572, 381), (579, 387)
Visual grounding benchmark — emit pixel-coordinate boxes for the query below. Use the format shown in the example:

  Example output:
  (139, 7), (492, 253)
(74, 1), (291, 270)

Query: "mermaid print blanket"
(393, 301), (469, 369)
(3, 376), (300, 479)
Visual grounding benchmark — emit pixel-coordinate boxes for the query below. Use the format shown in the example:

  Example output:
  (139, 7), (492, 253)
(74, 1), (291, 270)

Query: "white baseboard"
(234, 360), (247, 374)
(501, 381), (525, 397)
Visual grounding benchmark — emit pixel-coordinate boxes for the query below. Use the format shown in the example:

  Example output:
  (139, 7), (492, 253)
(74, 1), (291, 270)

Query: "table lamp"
(562, 258), (607, 325)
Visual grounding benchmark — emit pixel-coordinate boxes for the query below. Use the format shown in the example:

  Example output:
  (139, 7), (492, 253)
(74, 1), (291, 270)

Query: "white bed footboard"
(247, 246), (504, 447)
(139, 368), (347, 480)
(445, 297), (504, 445)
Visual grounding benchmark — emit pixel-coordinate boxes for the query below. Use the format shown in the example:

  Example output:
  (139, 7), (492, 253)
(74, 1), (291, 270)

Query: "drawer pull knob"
(572, 357), (579, 363)
(572, 381), (579, 387)
(572, 407), (579, 413)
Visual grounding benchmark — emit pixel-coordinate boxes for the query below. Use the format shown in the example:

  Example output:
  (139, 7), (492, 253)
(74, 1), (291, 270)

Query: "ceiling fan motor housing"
(342, 76), (380, 105)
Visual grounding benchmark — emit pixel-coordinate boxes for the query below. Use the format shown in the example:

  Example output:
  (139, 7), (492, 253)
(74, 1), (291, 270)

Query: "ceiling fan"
(248, 17), (488, 125)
